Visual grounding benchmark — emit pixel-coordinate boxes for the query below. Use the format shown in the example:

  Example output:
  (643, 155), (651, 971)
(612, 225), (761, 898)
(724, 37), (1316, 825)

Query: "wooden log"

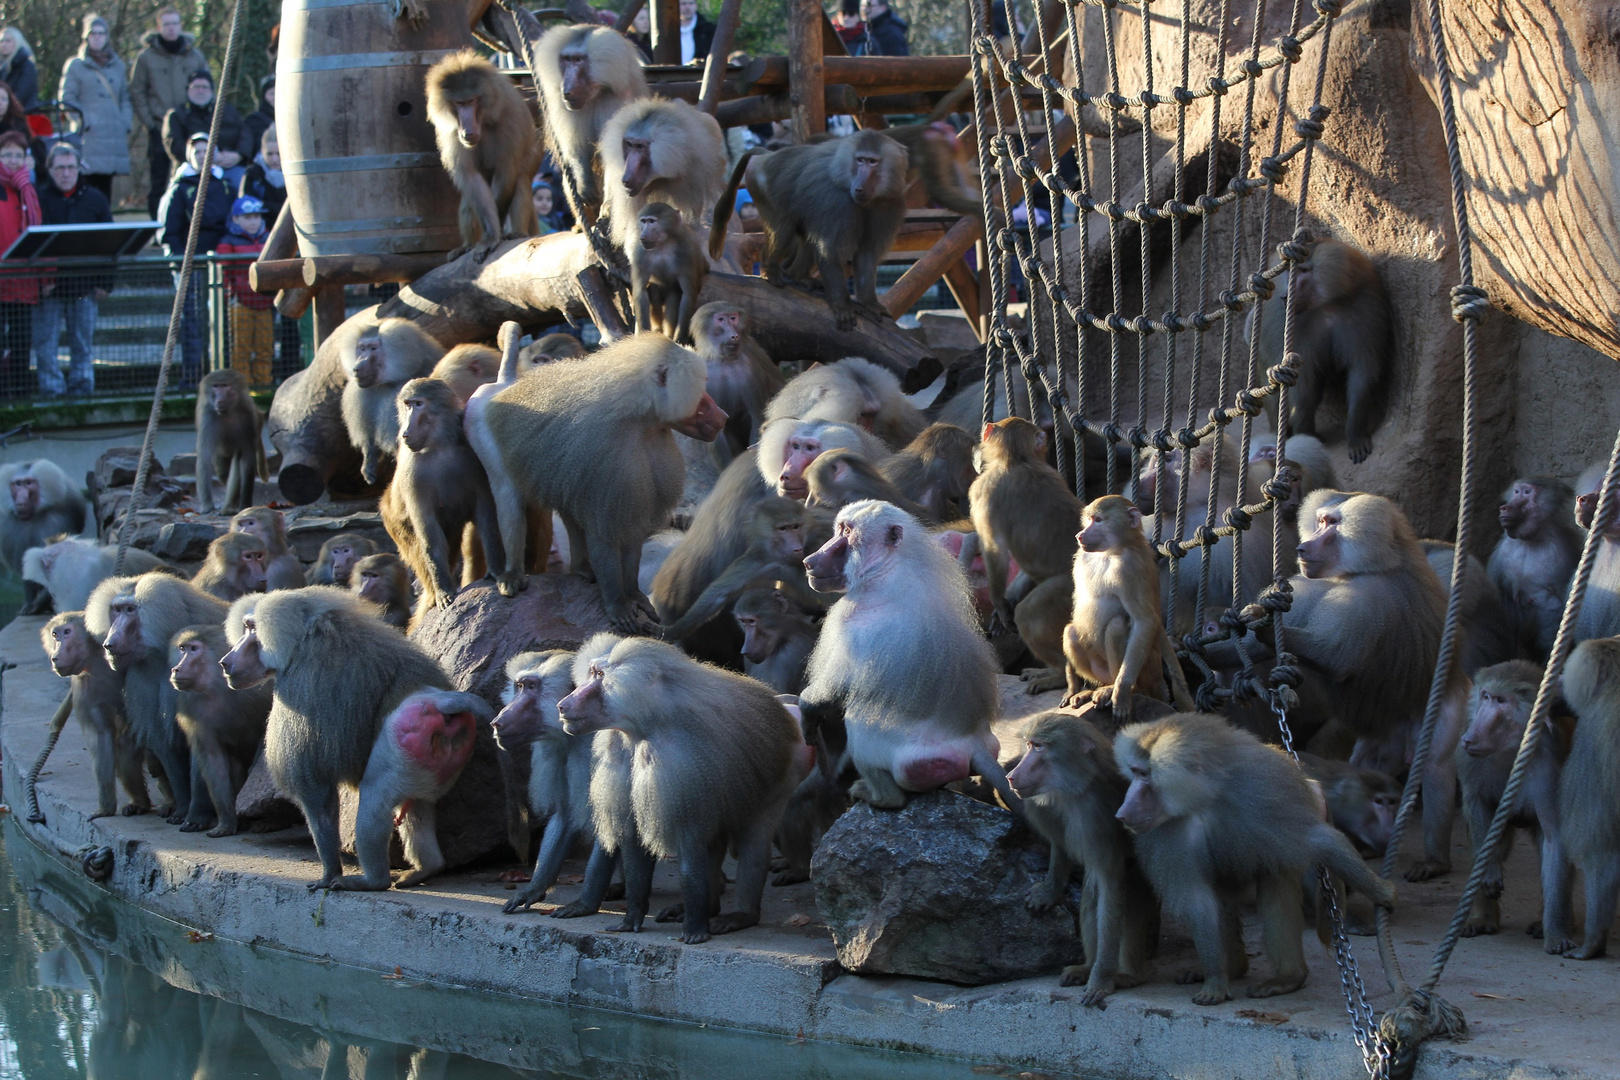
(650, 0), (678, 64)
(697, 0), (744, 114)
(883, 216), (983, 317)
(276, 286), (314, 319)
(943, 260), (983, 342)
(787, 0), (826, 143)
(313, 285), (348, 348)
(266, 231), (939, 503)
(715, 85), (861, 128)
(301, 253), (446, 288)
(262, 201), (297, 262)
(250, 258), (306, 293)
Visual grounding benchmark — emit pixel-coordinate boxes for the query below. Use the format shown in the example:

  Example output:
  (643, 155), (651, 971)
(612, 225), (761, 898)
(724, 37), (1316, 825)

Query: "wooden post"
(943, 260), (983, 341)
(650, 0), (679, 64)
(882, 215), (984, 318)
(697, 0), (745, 115)
(312, 285), (347, 348)
(787, 0), (826, 143)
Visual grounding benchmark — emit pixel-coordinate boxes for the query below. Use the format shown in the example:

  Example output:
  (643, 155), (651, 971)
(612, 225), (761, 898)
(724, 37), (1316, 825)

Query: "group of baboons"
(5, 15), (1620, 1009)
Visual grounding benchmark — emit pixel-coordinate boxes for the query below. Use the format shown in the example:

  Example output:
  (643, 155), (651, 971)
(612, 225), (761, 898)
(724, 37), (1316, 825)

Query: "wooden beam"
(251, 258), (305, 294)
(301, 253), (445, 289)
(942, 260), (983, 342)
(276, 286), (314, 319)
(715, 85), (860, 128)
(650, 0), (679, 64)
(697, 0), (746, 115)
(312, 285), (348, 349)
(882, 215), (983, 317)
(262, 201), (297, 262)
(787, 0), (826, 142)
(613, 0), (646, 32)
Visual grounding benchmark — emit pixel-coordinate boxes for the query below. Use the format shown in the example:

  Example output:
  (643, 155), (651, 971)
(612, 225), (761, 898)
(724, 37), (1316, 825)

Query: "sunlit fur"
(535, 24), (648, 210)
(600, 97), (726, 247)
(763, 357), (926, 450)
(341, 318), (445, 485)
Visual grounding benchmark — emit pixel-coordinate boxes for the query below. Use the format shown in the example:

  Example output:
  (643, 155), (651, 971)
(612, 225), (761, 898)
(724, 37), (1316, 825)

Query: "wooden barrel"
(277, 0), (473, 258)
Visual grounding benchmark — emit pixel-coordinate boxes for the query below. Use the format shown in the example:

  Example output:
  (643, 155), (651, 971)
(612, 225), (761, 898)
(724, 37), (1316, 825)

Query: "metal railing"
(0, 254), (393, 411)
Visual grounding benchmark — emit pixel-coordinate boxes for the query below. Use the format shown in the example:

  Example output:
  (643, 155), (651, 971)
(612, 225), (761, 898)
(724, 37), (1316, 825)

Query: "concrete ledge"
(2, 614), (1615, 1080)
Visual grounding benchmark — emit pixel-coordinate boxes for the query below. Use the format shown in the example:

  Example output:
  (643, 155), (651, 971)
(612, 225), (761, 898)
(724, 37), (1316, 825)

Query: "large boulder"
(811, 791), (1083, 985)
(345, 574), (614, 870)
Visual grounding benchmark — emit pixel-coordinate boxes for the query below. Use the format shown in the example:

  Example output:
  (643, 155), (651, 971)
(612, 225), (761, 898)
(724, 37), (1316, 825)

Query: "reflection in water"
(0, 820), (1066, 1080)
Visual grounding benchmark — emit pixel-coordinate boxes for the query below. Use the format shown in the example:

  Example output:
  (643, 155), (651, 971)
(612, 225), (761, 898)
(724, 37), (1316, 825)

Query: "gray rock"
(168, 452), (198, 477)
(154, 520), (225, 561)
(94, 447), (164, 490)
(812, 791), (1084, 985)
(235, 752), (301, 830)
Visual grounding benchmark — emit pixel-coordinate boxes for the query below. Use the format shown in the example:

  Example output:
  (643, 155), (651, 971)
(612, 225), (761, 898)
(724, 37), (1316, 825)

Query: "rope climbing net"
(964, 1), (1497, 1076)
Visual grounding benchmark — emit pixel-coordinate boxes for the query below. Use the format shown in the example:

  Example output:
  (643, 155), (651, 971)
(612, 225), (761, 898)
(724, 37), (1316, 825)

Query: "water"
(0, 819), (1057, 1080)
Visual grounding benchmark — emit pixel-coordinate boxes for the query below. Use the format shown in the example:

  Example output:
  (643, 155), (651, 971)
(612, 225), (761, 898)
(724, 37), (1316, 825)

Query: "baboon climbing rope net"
(959, 0), (1570, 1075)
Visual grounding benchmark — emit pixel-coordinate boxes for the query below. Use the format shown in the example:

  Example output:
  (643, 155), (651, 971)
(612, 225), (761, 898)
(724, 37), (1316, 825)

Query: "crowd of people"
(0, 8), (292, 398)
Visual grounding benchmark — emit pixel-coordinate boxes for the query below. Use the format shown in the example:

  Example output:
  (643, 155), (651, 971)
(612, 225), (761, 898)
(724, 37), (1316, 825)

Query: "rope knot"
(1223, 505), (1253, 530)
(1255, 581), (1294, 613)
(1268, 359), (1299, 387)
(1194, 679), (1224, 712)
(1278, 238), (1310, 264)
(1235, 389), (1265, 416)
(1135, 200), (1158, 223)
(1104, 91), (1130, 112)
(1278, 35), (1303, 62)
(1196, 193), (1221, 213)
(1269, 654), (1303, 689)
(1450, 283), (1490, 323)
(1151, 429), (1176, 453)
(1131, 314), (1156, 335)
(1206, 75), (1229, 96)
(1106, 313), (1129, 333)
(1176, 426), (1200, 449)
(1166, 199), (1192, 220)
(1262, 473), (1293, 501)
(1219, 289), (1245, 312)
(1219, 607), (1248, 634)
(1294, 115), (1325, 140)
(1259, 155), (1286, 183)
(992, 326), (1018, 349)
(1128, 425), (1150, 449)
(1102, 422), (1126, 445)
(1313, 0), (1344, 16)
(1249, 272), (1276, 299)
(1194, 523), (1220, 548)
(1242, 58), (1264, 77)
(1172, 85), (1196, 106)
(1189, 310), (1214, 331)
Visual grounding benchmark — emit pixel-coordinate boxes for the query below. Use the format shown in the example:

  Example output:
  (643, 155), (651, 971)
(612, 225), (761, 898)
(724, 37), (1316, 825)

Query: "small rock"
(168, 452), (198, 477)
(154, 521), (224, 561)
(812, 791), (1084, 985)
(235, 753), (300, 829)
(94, 447), (164, 491)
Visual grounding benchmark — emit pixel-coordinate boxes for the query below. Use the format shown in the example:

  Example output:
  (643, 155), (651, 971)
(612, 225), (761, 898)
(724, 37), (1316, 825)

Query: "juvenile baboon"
(169, 624), (271, 837)
(305, 533), (378, 588)
(885, 120), (981, 216)
(1488, 477), (1580, 660)
(691, 302), (783, 462)
(0, 460), (88, 572)
(804, 449), (932, 521)
(341, 319), (446, 486)
(474, 333), (726, 632)
(881, 422), (977, 523)
(734, 585), (818, 694)
(760, 416), (891, 501)
(763, 358), (927, 450)
(558, 636), (807, 942)
(381, 377), (503, 612)
(970, 417), (1083, 679)
(492, 650), (595, 913)
(801, 500), (1018, 810)
(192, 532), (268, 602)
(230, 506), (305, 591)
(218, 588), (490, 890)
(629, 202), (707, 344)
(425, 51), (540, 262)
(194, 369), (267, 515)
(1115, 713), (1397, 1005)
(1573, 462), (1620, 643)
(87, 573), (229, 826)
(1551, 637), (1620, 959)
(601, 97), (726, 247)
(1299, 753), (1400, 858)
(353, 552), (412, 628)
(547, 633), (628, 921)
(517, 332), (587, 371)
(430, 343), (501, 405)
(1250, 239), (1393, 463)
(1008, 710), (1156, 1004)
(1454, 660), (1573, 943)
(1250, 432), (1336, 525)
(41, 613), (149, 818)
(21, 536), (163, 616)
(535, 23), (649, 213)
(658, 496), (811, 645)
(711, 130), (909, 331)
(1065, 495), (1192, 720)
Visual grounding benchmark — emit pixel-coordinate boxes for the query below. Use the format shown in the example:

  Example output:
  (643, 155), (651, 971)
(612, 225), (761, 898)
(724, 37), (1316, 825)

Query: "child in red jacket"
(216, 195), (272, 385)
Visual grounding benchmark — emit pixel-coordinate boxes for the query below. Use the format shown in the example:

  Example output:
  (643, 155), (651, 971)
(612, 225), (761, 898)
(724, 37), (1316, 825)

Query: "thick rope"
(113, 0), (248, 574)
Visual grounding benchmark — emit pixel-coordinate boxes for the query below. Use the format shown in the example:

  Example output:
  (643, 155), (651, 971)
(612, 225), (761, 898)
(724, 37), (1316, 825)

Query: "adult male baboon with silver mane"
(535, 23), (649, 213)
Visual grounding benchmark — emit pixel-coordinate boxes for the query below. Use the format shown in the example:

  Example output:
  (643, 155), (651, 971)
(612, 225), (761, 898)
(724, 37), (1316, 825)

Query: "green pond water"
(0, 818), (1076, 1080)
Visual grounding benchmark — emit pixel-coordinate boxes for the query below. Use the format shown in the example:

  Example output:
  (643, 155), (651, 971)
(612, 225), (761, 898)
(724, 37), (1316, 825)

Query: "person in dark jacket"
(159, 132), (233, 388)
(131, 8), (209, 217)
(162, 71), (251, 188)
(862, 0), (909, 56)
(678, 0), (716, 63)
(0, 28), (38, 111)
(833, 0), (870, 55)
(243, 74), (274, 156)
(237, 122), (298, 377)
(33, 143), (111, 397)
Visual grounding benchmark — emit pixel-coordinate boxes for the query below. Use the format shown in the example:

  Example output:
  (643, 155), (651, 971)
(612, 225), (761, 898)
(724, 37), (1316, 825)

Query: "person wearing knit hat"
(58, 12), (132, 200)
(160, 67), (251, 188)
(218, 194), (273, 385)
